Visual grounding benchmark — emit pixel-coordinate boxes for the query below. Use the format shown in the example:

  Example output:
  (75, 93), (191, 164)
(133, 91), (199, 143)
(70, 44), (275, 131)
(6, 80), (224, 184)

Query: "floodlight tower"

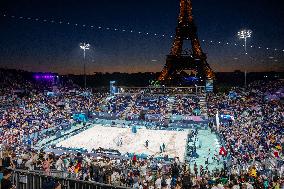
(238, 29), (252, 88)
(238, 29), (252, 53)
(80, 42), (90, 89)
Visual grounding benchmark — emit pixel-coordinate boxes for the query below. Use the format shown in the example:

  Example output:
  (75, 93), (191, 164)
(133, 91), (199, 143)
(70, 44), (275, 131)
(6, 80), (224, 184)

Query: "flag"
(74, 162), (81, 173)
(273, 150), (279, 158)
(219, 146), (227, 156)
(275, 144), (282, 151)
(216, 111), (220, 131)
(249, 167), (257, 177)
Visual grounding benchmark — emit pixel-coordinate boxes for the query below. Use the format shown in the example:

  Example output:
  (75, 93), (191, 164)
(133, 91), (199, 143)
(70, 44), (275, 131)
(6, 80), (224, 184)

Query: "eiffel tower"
(158, 0), (215, 85)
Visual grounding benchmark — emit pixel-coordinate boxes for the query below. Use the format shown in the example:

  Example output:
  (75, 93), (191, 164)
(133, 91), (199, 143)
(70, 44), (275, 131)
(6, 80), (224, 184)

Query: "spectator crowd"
(0, 69), (283, 188)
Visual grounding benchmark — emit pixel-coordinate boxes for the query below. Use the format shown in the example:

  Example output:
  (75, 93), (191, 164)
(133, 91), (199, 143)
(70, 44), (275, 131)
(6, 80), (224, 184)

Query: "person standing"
(145, 140), (149, 148)
(162, 143), (166, 152)
(1, 169), (16, 189)
(120, 137), (123, 146)
(42, 156), (52, 176)
(155, 176), (162, 189)
(182, 172), (192, 188)
(194, 163), (198, 177)
(132, 154), (137, 165)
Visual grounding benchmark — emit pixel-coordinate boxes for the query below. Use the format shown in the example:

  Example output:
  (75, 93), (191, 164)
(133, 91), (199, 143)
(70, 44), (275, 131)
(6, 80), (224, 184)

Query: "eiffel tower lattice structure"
(158, 0), (215, 85)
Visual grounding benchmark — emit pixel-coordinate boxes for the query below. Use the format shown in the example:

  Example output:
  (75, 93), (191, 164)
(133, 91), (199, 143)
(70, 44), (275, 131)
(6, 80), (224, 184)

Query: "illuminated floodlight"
(79, 43), (91, 89)
(238, 29), (252, 52)
(80, 43), (90, 51)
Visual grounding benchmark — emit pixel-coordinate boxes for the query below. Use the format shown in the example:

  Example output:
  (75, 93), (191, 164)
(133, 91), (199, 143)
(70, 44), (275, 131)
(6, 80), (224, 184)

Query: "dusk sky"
(0, 0), (283, 74)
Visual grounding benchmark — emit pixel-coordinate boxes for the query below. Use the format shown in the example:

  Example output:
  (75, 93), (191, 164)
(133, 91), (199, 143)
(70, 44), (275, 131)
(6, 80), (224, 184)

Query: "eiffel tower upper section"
(158, 0), (215, 84)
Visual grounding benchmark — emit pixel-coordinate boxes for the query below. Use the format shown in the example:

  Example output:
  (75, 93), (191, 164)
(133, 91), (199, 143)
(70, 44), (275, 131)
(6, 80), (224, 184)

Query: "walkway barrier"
(117, 86), (206, 95)
(9, 169), (132, 189)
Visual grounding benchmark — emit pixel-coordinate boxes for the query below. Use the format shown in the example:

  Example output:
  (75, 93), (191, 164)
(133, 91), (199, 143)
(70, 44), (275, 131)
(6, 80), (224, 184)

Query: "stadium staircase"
(199, 96), (208, 118)
(166, 96), (175, 117)
(98, 97), (108, 111)
(121, 95), (137, 119)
